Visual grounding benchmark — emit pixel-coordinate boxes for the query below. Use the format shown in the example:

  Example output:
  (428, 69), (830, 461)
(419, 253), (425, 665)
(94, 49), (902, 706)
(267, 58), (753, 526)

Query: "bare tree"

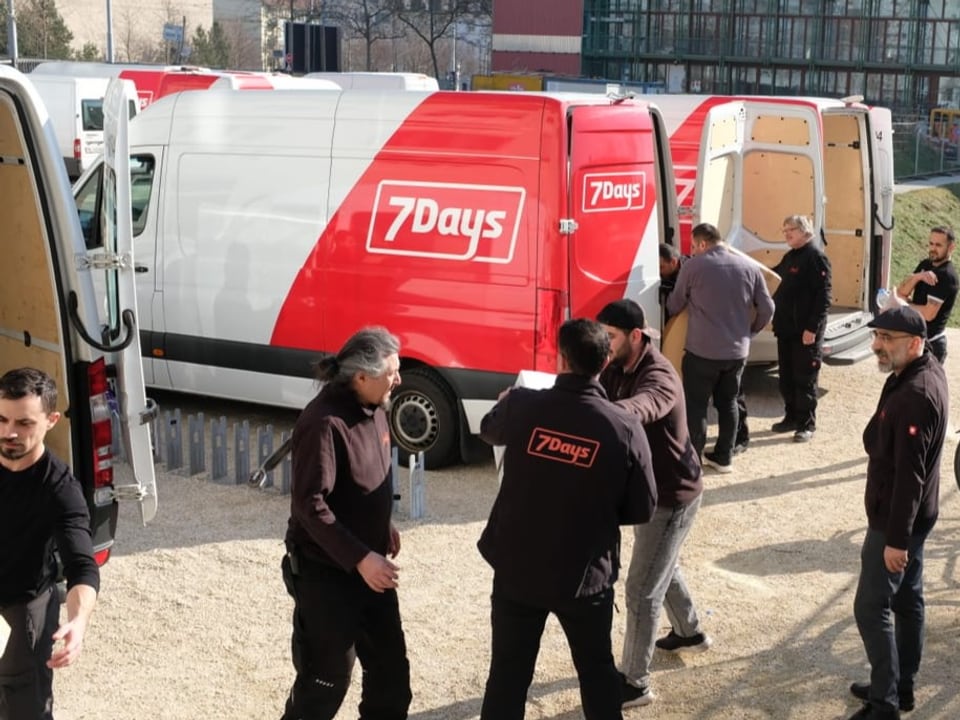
(387, 0), (489, 82)
(327, 0), (396, 71)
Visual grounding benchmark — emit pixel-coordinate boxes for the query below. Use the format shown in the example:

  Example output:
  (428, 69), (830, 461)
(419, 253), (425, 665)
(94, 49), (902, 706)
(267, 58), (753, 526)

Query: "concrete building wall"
(58, 0), (213, 62)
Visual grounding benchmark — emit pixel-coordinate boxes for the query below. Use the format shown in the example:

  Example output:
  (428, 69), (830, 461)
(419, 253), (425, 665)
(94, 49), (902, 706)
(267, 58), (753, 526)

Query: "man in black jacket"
(597, 300), (709, 709)
(0, 368), (100, 720)
(847, 307), (948, 720)
(280, 327), (410, 720)
(771, 214), (832, 442)
(478, 318), (657, 720)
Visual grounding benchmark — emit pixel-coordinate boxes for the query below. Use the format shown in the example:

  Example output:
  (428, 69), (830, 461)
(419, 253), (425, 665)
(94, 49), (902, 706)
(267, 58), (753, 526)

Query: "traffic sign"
(163, 23), (183, 44)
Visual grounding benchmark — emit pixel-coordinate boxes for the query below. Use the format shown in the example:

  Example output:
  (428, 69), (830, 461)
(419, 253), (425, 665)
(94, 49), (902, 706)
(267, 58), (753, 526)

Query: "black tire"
(954, 439), (960, 492)
(389, 367), (460, 468)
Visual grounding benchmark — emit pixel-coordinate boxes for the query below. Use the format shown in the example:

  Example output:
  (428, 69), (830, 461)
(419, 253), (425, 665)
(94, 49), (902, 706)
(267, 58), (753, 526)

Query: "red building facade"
(491, 0), (584, 75)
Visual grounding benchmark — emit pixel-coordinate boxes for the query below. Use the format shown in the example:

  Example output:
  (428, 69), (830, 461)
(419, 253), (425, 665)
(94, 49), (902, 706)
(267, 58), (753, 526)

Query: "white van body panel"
(26, 74), (110, 179)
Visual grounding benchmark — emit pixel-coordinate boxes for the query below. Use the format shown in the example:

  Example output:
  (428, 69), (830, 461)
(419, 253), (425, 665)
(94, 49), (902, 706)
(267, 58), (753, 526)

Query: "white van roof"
(303, 72), (439, 91)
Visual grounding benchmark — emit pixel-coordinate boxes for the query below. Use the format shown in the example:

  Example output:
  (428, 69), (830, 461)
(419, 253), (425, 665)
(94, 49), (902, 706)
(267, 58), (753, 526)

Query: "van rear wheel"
(389, 368), (459, 468)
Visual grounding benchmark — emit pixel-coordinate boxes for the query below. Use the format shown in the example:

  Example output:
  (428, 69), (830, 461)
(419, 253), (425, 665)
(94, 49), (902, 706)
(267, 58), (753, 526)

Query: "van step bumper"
(823, 327), (874, 365)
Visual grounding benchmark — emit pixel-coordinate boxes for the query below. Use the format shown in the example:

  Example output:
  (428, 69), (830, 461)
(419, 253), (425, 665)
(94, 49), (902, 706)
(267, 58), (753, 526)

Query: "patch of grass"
(891, 182), (960, 327)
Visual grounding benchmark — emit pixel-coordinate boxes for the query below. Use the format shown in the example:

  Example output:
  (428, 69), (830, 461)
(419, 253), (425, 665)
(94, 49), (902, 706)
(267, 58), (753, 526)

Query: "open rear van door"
(868, 106), (895, 295)
(567, 102), (662, 327)
(101, 78), (158, 523)
(697, 100), (824, 251)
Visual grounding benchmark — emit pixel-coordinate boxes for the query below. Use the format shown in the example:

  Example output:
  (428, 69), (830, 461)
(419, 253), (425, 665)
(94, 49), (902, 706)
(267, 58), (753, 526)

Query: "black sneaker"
(620, 674), (655, 708)
(702, 451), (732, 474)
(846, 703), (901, 719)
(850, 681), (914, 712)
(771, 417), (797, 433)
(654, 629), (713, 653)
(793, 429), (814, 442)
(732, 438), (749, 455)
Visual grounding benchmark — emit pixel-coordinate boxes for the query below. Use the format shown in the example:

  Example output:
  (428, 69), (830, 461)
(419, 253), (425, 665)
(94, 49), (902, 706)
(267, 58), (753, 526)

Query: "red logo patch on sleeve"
(908, 425), (918, 436)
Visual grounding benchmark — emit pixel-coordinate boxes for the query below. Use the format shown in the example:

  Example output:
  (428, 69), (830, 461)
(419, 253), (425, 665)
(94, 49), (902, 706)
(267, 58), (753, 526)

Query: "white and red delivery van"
(1, 67), (156, 563)
(73, 89), (679, 467)
(644, 94), (895, 364)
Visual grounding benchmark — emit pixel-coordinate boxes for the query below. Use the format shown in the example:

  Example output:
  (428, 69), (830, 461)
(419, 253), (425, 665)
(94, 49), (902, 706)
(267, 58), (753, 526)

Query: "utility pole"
(105, 0), (114, 62)
(6, 0), (18, 67)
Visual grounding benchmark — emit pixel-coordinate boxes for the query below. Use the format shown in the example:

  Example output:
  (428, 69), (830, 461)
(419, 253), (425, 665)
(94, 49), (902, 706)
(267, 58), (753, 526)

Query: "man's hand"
(47, 615), (89, 668)
(919, 270), (938, 285)
(357, 551), (400, 592)
(883, 545), (909, 573)
(47, 583), (96, 669)
(801, 330), (816, 346)
(388, 523), (401, 558)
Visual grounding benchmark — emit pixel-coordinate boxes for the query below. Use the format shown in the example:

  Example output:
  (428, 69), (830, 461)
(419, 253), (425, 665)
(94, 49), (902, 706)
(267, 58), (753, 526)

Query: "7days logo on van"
(581, 171), (646, 213)
(367, 180), (525, 263)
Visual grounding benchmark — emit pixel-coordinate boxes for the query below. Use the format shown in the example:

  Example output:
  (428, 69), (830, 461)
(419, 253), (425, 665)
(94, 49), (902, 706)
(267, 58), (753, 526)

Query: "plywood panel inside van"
(0, 99), (70, 463)
(824, 233), (864, 307)
(742, 153), (814, 242)
(0, 164), (60, 343)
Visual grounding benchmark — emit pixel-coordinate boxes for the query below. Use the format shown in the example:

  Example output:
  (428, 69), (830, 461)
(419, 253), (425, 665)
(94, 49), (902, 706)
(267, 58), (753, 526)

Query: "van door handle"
(134, 264), (149, 273)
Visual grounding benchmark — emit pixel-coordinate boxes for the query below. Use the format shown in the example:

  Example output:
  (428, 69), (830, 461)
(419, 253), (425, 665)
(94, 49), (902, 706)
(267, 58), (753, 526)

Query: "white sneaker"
(702, 452), (732, 474)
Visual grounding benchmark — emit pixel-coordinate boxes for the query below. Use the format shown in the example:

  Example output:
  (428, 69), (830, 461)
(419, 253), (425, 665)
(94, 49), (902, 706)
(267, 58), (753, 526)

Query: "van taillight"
(87, 359), (114, 489)
(94, 548), (111, 566)
(73, 138), (81, 160)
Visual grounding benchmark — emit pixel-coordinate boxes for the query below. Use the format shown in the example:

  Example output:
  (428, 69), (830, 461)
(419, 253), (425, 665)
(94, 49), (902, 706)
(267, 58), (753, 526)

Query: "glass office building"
(579, 0), (960, 115)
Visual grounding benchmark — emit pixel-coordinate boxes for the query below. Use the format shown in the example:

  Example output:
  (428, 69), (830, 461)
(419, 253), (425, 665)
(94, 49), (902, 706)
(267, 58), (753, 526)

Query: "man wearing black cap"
(596, 299), (710, 708)
(847, 306), (948, 720)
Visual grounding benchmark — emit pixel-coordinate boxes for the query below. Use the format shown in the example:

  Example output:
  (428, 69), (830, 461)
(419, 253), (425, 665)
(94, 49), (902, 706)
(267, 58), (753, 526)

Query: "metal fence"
(893, 120), (960, 179)
(141, 408), (427, 519)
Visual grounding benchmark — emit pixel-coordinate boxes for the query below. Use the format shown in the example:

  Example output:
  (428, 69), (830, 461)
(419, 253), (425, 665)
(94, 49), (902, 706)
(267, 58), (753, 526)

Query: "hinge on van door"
(76, 252), (133, 271)
(559, 219), (579, 235)
(106, 484), (149, 502)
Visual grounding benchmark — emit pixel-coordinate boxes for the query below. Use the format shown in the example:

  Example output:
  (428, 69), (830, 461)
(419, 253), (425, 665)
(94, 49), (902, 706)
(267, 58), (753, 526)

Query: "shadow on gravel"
(680, 511), (960, 719)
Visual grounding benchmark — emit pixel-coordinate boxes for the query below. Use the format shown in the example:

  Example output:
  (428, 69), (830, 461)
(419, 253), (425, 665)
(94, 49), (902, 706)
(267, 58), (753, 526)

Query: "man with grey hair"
(280, 326), (411, 720)
(771, 214), (832, 442)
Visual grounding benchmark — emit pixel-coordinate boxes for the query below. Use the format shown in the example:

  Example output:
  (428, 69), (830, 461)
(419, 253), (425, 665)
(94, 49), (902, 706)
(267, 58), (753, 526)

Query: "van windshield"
(82, 99), (104, 131)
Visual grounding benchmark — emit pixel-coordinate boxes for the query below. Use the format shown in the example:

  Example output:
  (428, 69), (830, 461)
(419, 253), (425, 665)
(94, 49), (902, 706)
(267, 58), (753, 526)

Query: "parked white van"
(0, 66), (156, 563)
(25, 74), (114, 179)
(304, 71), (439, 90)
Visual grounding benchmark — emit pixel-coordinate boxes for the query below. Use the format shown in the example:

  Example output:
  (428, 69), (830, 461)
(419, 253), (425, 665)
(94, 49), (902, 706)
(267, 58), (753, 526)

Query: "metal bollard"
(164, 409), (183, 471)
(233, 420), (250, 485)
(187, 412), (205, 475)
(256, 424), (274, 488)
(211, 416), (228, 482)
(409, 451), (425, 519)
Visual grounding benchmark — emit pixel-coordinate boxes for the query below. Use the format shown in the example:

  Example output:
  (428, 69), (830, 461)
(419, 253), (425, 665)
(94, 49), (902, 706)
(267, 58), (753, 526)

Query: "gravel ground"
(52, 332), (960, 720)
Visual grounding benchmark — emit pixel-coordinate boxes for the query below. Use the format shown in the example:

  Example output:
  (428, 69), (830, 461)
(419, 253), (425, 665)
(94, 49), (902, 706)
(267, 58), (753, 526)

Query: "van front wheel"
(389, 368), (459, 469)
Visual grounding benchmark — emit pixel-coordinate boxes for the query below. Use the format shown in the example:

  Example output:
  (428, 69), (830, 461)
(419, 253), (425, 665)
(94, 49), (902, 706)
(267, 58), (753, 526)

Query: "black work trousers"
(480, 578), (622, 720)
(776, 336), (822, 432)
(0, 587), (58, 720)
(280, 553), (411, 720)
(682, 351), (745, 464)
